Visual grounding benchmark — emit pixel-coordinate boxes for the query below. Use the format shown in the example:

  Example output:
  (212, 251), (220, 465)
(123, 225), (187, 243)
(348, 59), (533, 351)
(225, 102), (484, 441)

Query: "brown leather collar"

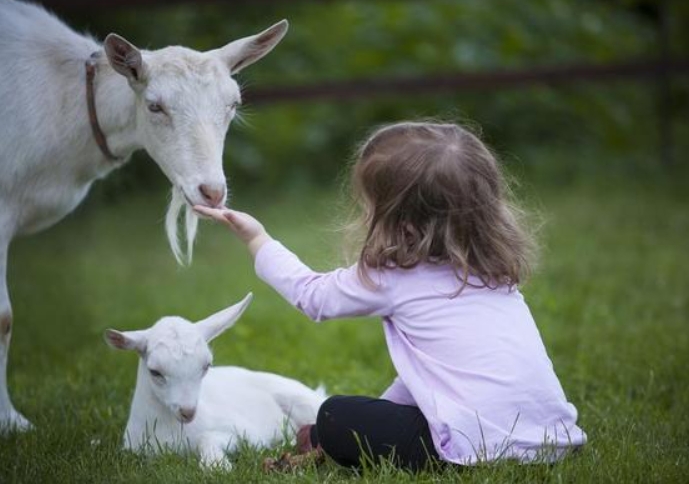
(85, 52), (121, 162)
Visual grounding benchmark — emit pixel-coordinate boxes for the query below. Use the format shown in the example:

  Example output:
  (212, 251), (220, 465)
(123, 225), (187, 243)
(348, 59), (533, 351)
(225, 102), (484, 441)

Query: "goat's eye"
(202, 363), (211, 374)
(228, 101), (239, 111)
(147, 102), (164, 114)
(149, 369), (164, 379)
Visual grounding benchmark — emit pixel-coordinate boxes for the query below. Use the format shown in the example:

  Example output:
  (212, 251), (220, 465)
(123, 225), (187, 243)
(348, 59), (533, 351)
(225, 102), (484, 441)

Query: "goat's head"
(104, 293), (252, 424)
(103, 22), (288, 265)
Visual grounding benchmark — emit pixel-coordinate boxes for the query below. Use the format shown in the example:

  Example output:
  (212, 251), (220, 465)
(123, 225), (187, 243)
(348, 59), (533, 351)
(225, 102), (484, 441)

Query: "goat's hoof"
(0, 409), (34, 434)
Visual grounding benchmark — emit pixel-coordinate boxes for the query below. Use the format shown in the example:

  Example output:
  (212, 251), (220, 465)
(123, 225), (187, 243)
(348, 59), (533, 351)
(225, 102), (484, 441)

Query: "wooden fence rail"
(244, 59), (689, 105)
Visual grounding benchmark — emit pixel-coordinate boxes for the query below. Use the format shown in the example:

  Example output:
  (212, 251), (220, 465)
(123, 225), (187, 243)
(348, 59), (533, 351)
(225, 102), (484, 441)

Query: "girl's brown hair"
(348, 121), (536, 292)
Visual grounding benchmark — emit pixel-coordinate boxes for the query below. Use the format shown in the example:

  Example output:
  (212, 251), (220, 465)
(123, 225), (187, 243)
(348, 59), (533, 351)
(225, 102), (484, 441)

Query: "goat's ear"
(212, 20), (288, 74)
(104, 329), (147, 354)
(103, 33), (147, 84)
(196, 293), (253, 342)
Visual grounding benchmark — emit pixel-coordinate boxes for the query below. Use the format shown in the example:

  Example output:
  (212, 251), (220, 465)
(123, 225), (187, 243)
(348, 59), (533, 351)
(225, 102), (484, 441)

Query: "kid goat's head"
(104, 293), (252, 424)
(102, 22), (288, 265)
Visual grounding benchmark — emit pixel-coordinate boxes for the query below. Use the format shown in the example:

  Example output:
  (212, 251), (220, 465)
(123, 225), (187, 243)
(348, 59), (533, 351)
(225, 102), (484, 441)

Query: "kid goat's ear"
(212, 20), (288, 74)
(196, 293), (253, 342)
(104, 329), (147, 355)
(103, 33), (147, 84)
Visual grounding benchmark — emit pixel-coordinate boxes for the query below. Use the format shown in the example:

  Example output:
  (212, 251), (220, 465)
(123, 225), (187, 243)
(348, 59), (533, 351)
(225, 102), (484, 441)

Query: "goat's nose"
(198, 183), (225, 207)
(179, 406), (197, 423)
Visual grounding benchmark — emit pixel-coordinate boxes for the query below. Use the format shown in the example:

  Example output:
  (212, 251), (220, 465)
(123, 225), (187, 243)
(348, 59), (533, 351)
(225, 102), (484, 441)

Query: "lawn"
(0, 175), (687, 483)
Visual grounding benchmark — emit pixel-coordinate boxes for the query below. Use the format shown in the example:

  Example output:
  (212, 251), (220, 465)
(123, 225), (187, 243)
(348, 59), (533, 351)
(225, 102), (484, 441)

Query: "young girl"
(195, 121), (586, 470)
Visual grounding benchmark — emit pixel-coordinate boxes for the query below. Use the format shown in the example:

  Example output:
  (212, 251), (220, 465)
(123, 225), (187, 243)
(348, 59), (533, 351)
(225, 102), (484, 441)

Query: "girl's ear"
(196, 293), (253, 342)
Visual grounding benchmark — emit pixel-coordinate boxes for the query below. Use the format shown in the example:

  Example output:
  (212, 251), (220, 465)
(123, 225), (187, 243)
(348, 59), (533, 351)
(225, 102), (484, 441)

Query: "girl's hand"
(193, 206), (273, 257)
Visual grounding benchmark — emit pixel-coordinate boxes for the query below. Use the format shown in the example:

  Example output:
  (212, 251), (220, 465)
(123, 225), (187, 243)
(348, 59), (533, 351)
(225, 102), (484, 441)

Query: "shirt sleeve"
(254, 239), (391, 322)
(380, 377), (417, 406)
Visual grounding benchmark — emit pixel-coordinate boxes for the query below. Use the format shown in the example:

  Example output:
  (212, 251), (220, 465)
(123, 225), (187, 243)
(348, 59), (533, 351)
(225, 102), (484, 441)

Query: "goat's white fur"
(0, 0), (288, 431)
(105, 294), (326, 469)
(166, 186), (200, 265)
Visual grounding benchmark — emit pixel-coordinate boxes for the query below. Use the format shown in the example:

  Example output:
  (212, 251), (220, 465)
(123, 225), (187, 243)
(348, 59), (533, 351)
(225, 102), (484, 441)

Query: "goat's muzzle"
(178, 406), (197, 423)
(198, 183), (226, 208)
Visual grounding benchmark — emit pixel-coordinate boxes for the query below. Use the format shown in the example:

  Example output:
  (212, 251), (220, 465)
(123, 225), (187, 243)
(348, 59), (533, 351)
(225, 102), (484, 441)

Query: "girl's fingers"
(194, 206), (228, 220)
(193, 205), (232, 226)
(193, 205), (246, 232)
(193, 205), (221, 217)
(193, 205), (265, 247)
(221, 209), (247, 226)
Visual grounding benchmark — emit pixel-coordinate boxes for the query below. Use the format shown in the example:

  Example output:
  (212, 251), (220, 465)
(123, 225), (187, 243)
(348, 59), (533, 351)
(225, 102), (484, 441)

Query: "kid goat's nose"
(198, 183), (225, 207)
(179, 406), (196, 423)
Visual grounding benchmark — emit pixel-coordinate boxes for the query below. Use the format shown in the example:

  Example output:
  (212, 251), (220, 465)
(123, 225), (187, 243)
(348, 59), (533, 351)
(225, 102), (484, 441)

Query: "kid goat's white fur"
(105, 293), (325, 469)
(0, 0), (287, 431)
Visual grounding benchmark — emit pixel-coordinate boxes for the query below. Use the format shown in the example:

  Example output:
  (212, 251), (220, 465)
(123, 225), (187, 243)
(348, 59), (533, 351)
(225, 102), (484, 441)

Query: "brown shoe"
(296, 424), (315, 454)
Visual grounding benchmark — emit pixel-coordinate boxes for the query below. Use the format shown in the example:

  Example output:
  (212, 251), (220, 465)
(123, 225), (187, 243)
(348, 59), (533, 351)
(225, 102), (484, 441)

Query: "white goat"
(0, 0), (288, 431)
(104, 293), (325, 469)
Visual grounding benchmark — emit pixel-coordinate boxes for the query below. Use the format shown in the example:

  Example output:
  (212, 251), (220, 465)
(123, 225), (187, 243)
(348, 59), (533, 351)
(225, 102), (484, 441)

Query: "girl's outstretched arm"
(194, 205), (391, 322)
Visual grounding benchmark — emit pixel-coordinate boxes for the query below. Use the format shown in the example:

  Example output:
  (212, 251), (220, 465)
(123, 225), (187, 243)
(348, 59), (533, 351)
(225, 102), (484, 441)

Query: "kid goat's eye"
(202, 363), (211, 374)
(147, 102), (164, 114)
(149, 369), (164, 379)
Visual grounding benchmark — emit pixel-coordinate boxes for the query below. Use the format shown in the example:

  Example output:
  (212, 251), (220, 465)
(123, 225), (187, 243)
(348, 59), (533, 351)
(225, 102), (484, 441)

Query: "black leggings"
(311, 395), (440, 471)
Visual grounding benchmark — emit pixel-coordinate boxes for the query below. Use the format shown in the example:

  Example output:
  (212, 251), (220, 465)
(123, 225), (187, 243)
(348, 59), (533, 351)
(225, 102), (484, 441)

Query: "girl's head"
(349, 121), (535, 289)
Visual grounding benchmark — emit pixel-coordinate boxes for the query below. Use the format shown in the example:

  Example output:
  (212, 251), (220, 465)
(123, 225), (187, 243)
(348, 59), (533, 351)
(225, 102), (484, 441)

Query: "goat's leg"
(0, 240), (32, 433)
(198, 435), (234, 471)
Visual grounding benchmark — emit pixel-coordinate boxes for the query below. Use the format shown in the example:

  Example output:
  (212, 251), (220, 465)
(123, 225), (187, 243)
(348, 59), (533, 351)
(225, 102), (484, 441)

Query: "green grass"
(1, 177), (688, 483)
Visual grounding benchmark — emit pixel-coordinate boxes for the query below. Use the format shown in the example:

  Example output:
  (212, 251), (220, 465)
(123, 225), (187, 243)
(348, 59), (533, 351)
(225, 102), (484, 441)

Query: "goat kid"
(0, 0), (288, 431)
(104, 294), (326, 469)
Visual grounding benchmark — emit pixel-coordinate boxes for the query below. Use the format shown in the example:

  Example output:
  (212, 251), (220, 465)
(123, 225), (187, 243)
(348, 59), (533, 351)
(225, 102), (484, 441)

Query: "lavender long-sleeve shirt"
(255, 240), (586, 464)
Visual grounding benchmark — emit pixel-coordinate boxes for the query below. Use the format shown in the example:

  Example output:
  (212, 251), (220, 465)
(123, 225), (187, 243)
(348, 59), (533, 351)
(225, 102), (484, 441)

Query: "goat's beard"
(165, 186), (198, 266)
